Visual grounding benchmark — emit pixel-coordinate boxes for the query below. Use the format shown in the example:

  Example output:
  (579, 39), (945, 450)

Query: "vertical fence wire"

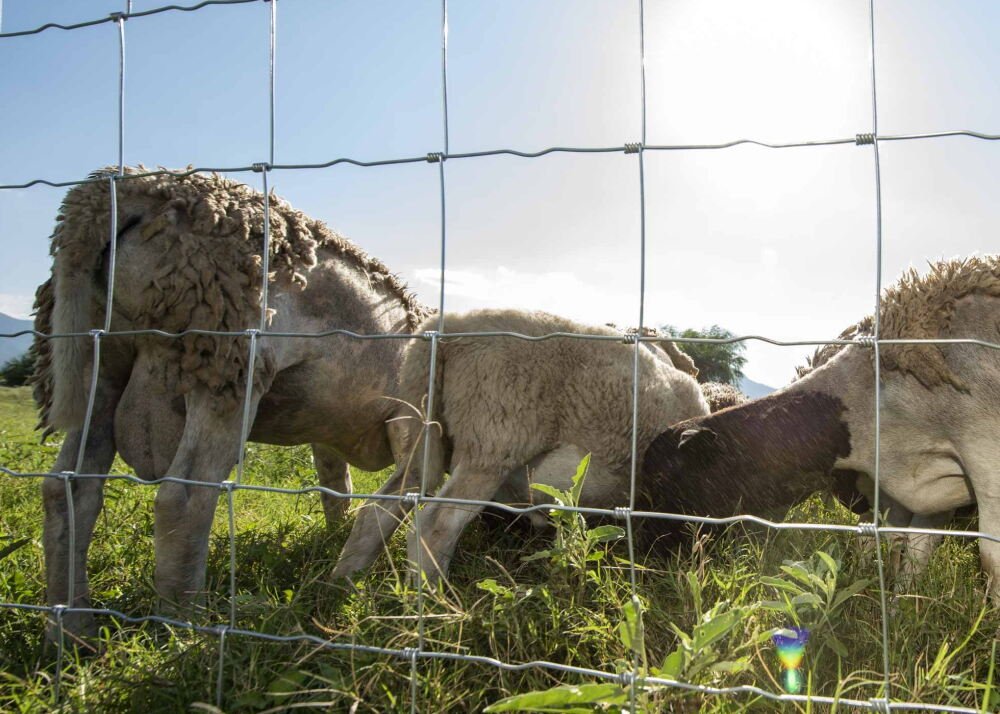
(623, 0), (649, 710)
(866, 0), (894, 704)
(116, 13), (126, 174)
(411, 3), (450, 710)
(215, 625), (229, 708)
(52, 4), (131, 701)
(220, 2), (281, 703)
(267, 0), (276, 166)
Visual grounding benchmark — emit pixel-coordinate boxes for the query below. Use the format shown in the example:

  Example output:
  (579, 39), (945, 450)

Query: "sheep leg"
(313, 443), (352, 527)
(883, 498), (914, 574)
(893, 511), (951, 591)
(956, 439), (1000, 602)
(43, 380), (120, 645)
(407, 464), (505, 585)
(975, 499), (1000, 603)
(153, 387), (261, 611)
(332, 418), (444, 579)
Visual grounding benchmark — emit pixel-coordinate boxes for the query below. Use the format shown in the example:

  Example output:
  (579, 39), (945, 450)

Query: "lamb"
(33, 167), (431, 639)
(332, 309), (710, 582)
(643, 256), (1000, 598)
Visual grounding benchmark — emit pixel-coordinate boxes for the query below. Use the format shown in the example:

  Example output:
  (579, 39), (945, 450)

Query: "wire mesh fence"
(1, 1), (998, 712)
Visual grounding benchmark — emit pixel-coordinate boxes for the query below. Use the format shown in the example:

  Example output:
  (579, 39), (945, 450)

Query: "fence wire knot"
(244, 328), (261, 338)
(421, 330), (439, 341)
(403, 492), (420, 507)
(401, 646), (420, 663)
(624, 142), (643, 154)
(251, 162), (271, 173)
(108, 11), (127, 22)
(857, 521), (879, 537)
(856, 132), (876, 145)
(868, 697), (891, 713)
(854, 335), (877, 348)
(220, 480), (235, 493)
(426, 152), (444, 163)
(621, 333), (639, 345)
(613, 506), (631, 520)
(619, 671), (637, 687)
(58, 470), (75, 482)
(89, 328), (105, 339)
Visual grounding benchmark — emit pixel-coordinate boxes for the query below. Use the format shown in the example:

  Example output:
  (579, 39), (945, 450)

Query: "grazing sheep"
(33, 167), (430, 639)
(332, 309), (710, 583)
(800, 321), (974, 586)
(644, 256), (1000, 599)
(700, 381), (748, 412)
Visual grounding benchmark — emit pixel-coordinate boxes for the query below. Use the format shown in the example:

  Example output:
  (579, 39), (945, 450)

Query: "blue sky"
(1, 0), (997, 386)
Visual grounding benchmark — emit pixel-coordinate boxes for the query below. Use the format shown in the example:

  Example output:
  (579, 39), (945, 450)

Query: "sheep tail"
(48, 260), (98, 430)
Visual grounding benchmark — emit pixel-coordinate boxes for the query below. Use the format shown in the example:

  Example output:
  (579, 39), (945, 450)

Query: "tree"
(662, 324), (746, 386)
(0, 352), (34, 387)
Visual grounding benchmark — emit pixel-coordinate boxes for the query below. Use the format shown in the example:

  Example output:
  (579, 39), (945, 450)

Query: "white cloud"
(412, 265), (639, 325)
(410, 265), (809, 390)
(0, 294), (34, 319)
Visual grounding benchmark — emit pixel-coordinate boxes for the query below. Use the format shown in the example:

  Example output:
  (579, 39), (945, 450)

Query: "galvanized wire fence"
(1, 1), (999, 712)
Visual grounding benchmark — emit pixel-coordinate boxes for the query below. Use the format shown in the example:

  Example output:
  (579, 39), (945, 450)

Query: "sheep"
(607, 323), (748, 412)
(332, 309), (710, 583)
(699, 381), (749, 412)
(643, 256), (1000, 599)
(33, 167), (431, 640)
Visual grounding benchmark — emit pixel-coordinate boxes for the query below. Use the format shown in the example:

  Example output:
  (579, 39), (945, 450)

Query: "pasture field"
(0, 386), (996, 712)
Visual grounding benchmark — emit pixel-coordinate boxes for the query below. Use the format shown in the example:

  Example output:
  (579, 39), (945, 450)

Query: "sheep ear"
(678, 427), (715, 449)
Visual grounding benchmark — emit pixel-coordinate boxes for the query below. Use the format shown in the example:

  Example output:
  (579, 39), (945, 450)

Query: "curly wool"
(700, 381), (748, 411)
(28, 279), (54, 435)
(33, 166), (429, 425)
(797, 255), (1000, 390)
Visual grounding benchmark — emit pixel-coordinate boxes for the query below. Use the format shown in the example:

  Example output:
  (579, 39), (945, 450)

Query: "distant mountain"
(0, 313), (34, 366)
(738, 376), (776, 399)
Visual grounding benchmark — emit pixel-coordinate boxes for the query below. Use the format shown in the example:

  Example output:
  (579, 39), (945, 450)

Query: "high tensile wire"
(866, 0), (894, 705)
(6, 130), (1000, 192)
(1, 1), (996, 712)
(411, 2), (450, 710)
(222, 0), (280, 702)
(623, 0), (648, 711)
(52, 3), (130, 700)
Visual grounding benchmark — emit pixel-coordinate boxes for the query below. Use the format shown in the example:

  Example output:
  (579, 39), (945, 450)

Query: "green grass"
(0, 386), (996, 712)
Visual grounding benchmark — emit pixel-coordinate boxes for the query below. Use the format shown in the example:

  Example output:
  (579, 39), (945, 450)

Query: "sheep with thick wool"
(33, 167), (431, 641)
(644, 256), (1000, 599)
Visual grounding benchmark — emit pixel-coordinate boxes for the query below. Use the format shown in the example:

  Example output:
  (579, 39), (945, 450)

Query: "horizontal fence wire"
(2, 466), (999, 546)
(0, 0), (259, 38)
(3, 131), (1000, 190)
(2, 330), (1000, 352)
(1, 0), (996, 711)
(0, 601), (988, 714)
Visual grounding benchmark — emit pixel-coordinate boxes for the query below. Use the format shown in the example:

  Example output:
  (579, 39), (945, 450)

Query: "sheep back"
(397, 309), (710, 477)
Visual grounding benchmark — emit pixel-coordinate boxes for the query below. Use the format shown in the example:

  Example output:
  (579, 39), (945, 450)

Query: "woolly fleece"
(32, 167), (428, 428)
(797, 255), (1000, 391)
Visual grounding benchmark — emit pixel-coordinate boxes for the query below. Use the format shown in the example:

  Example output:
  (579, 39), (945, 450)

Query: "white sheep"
(332, 309), (710, 582)
(33, 167), (431, 640)
(644, 256), (1000, 599)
